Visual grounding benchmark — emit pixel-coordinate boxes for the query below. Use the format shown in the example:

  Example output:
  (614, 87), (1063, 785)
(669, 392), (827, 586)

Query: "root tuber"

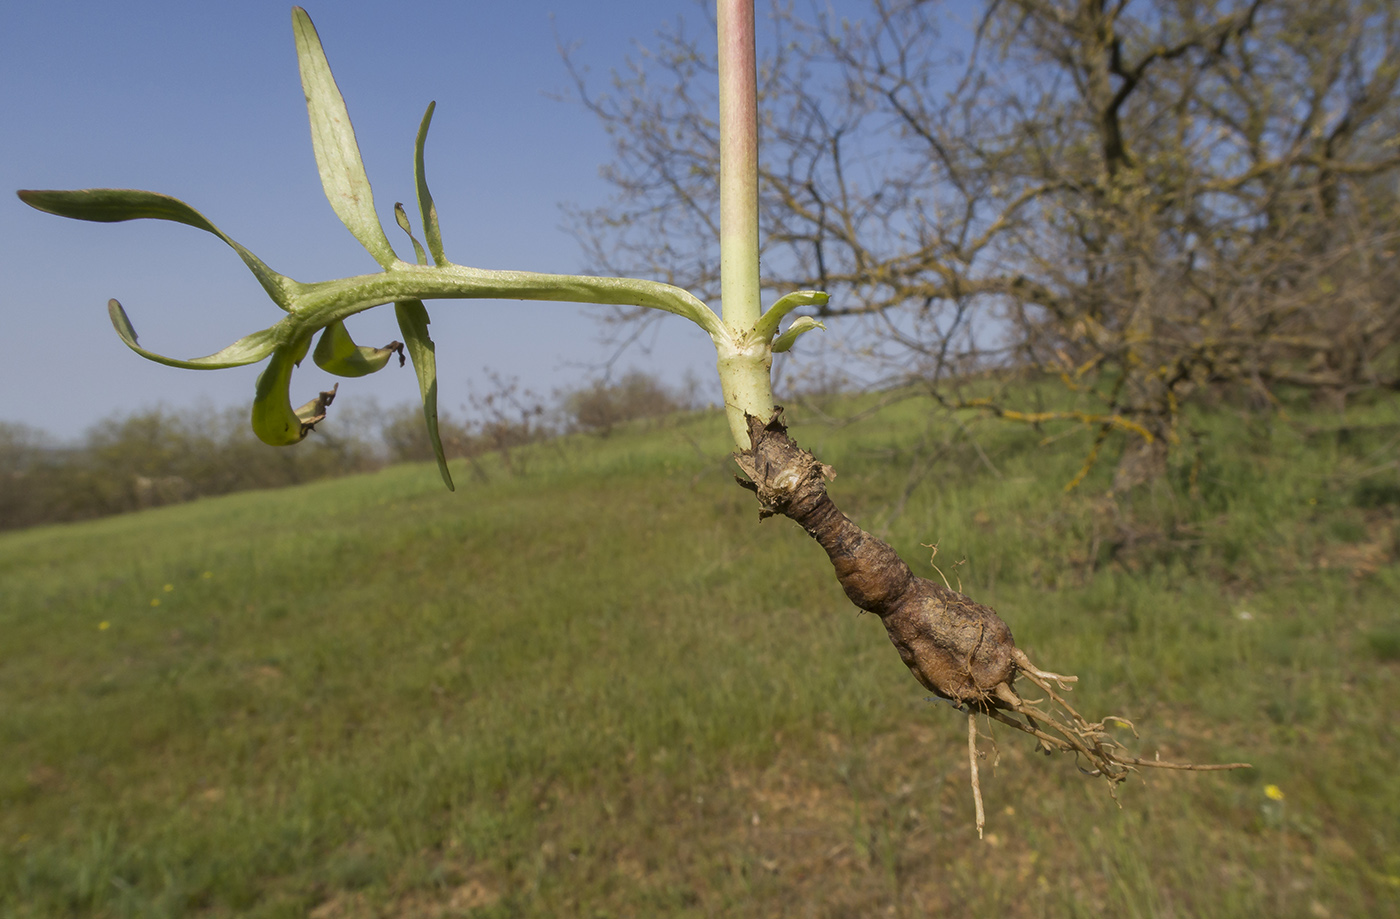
(734, 410), (1249, 807)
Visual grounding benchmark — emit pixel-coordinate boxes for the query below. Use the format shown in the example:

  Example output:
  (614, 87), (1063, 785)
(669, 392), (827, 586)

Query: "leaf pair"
(756, 290), (827, 352)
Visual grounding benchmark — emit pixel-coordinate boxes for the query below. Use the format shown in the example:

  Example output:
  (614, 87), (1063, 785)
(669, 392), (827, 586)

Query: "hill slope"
(2, 394), (1397, 917)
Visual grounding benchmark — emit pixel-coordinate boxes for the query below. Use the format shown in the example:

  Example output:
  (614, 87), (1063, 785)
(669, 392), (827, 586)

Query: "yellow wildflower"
(1265, 784), (1285, 801)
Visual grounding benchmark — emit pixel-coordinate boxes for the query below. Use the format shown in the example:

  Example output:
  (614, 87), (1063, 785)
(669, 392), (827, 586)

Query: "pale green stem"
(285, 262), (723, 339)
(716, 0), (773, 449)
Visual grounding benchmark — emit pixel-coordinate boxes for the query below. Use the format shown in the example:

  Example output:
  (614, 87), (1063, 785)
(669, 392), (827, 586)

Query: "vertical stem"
(718, 0), (760, 332)
(716, 0), (774, 448)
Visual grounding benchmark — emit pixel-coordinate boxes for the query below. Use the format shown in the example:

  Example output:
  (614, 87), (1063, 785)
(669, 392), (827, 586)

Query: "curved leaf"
(393, 204), (429, 267)
(20, 187), (221, 229)
(292, 7), (399, 269)
(19, 189), (291, 307)
(312, 319), (403, 377)
(394, 299), (454, 490)
(251, 334), (318, 446)
(771, 316), (825, 353)
(109, 299), (280, 368)
(414, 101), (447, 267)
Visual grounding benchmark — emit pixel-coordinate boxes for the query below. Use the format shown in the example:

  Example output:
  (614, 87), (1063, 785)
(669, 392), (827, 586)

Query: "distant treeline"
(1, 371), (695, 531)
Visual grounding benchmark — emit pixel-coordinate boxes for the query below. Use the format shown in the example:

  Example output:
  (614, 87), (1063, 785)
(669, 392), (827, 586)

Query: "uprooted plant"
(17, 2), (1247, 835)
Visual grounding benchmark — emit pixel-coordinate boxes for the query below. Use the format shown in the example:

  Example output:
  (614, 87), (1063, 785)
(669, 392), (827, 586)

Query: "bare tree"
(569, 0), (1400, 490)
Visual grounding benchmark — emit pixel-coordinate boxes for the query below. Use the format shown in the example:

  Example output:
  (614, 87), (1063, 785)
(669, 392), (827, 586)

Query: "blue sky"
(1, 1), (725, 439)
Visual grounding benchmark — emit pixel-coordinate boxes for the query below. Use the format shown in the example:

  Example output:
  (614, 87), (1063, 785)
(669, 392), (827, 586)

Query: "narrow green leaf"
(394, 299), (454, 490)
(312, 319), (403, 377)
(413, 101), (448, 266)
(20, 187), (221, 229)
(771, 316), (825, 353)
(251, 334), (316, 446)
(292, 7), (398, 269)
(20, 189), (292, 307)
(109, 299), (280, 368)
(393, 203), (430, 267)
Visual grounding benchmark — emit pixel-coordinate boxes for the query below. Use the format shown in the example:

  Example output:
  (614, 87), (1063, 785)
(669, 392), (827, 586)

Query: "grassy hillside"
(2, 391), (1397, 918)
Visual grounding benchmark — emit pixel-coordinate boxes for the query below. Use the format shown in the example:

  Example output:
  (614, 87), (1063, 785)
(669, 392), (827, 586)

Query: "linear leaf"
(20, 189), (291, 307)
(394, 299), (454, 490)
(109, 300), (280, 368)
(393, 203), (430, 267)
(292, 7), (398, 269)
(413, 102), (447, 266)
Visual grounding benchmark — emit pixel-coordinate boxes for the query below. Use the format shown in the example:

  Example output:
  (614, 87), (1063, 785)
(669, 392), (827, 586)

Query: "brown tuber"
(734, 411), (1019, 704)
(734, 410), (1248, 833)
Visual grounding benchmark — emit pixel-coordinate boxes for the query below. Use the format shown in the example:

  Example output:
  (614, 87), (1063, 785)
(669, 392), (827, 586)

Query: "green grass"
(2, 392), (1397, 918)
